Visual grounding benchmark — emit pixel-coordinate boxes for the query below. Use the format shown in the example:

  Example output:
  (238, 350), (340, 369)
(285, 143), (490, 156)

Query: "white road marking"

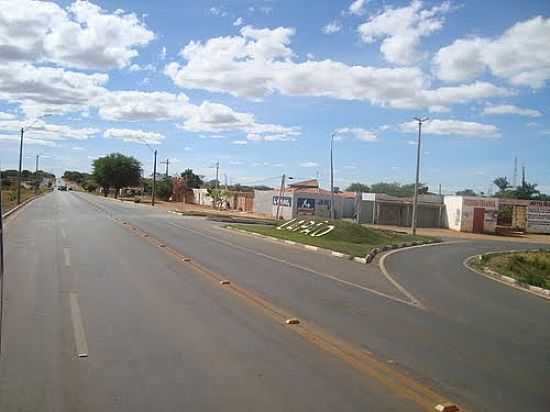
(63, 248), (71, 267)
(165, 221), (421, 308)
(61, 228), (66, 239)
(69, 292), (89, 357)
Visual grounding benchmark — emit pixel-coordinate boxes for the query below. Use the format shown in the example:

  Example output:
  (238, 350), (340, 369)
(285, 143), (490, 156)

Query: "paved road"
(0, 192), (421, 412)
(1, 191), (549, 411)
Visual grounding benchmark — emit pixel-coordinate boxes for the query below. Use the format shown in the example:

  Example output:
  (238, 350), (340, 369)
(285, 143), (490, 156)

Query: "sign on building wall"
(463, 198), (497, 208)
(272, 196), (292, 207)
(527, 200), (550, 233)
(297, 198), (316, 215)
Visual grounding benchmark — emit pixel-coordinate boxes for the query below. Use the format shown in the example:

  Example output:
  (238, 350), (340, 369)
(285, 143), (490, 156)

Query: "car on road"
(58, 185), (67, 191)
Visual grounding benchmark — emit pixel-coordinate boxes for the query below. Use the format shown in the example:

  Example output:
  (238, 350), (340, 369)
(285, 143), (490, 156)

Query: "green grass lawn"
(230, 219), (434, 258)
(474, 250), (550, 289)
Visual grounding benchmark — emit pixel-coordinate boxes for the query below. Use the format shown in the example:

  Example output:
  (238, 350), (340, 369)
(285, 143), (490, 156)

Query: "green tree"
(207, 187), (228, 208)
(92, 153), (141, 198)
(493, 176), (510, 192)
(156, 178), (173, 200)
(370, 182), (428, 197)
(345, 182), (370, 192)
(456, 189), (477, 196)
(180, 169), (203, 188)
(512, 182), (540, 200)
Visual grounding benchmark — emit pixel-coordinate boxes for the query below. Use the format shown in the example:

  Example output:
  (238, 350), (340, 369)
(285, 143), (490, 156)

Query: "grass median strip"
(230, 220), (433, 258)
(472, 250), (550, 290)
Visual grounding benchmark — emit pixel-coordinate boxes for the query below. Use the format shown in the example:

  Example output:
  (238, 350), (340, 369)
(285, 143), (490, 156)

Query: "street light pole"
(330, 133), (335, 220)
(35, 154), (39, 173)
(411, 117), (428, 236)
(152, 149), (157, 206)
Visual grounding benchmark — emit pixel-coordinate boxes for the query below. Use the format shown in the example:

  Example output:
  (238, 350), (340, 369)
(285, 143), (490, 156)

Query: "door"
(473, 208), (485, 233)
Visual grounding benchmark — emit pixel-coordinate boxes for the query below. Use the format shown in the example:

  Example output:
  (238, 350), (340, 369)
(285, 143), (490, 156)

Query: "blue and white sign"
(273, 196), (292, 207)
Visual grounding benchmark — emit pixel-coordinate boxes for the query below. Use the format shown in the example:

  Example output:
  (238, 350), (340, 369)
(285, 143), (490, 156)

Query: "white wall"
(444, 196), (463, 231)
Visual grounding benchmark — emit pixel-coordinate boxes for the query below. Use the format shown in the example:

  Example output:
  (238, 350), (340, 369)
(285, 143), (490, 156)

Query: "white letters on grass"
(276, 219), (335, 237)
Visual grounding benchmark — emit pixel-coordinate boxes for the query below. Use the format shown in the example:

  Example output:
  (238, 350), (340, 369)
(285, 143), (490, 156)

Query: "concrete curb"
(2, 193), (43, 220)
(464, 250), (550, 302)
(224, 225), (441, 265)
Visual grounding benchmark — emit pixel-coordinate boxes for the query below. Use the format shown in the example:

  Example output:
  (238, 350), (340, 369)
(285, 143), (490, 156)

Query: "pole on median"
(411, 117), (428, 236)
(152, 149), (157, 206)
(275, 173), (286, 221)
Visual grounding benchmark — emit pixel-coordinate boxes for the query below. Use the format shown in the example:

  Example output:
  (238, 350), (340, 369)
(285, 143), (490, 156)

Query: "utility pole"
(411, 117), (428, 236)
(160, 158), (170, 178)
(16, 128), (24, 205)
(275, 173), (286, 220)
(438, 183), (442, 196)
(0, 161), (4, 355)
(330, 133), (335, 220)
(522, 165), (526, 189)
(35, 154), (39, 173)
(215, 161), (220, 189)
(152, 149), (158, 206)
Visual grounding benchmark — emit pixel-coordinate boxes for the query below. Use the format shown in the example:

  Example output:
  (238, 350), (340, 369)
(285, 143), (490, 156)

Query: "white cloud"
(259, 6), (272, 15)
(335, 127), (377, 141)
(159, 46), (167, 60)
(482, 104), (542, 117)
(400, 119), (500, 138)
(96, 90), (300, 142)
(72, 146), (85, 151)
(300, 161), (319, 168)
(540, 129), (550, 136)
(97, 91), (191, 120)
(183, 146), (191, 151)
(323, 21), (342, 34)
(233, 17), (243, 26)
(0, 111), (15, 120)
(0, 118), (99, 141)
(433, 16), (550, 88)
(0, 63), (108, 116)
(0, 0), (154, 70)
(103, 128), (164, 144)
(349, 0), (367, 16)
(232, 140), (248, 145)
(165, 25), (506, 110)
(358, 0), (451, 65)
(209, 7), (227, 17)
(129, 63), (156, 72)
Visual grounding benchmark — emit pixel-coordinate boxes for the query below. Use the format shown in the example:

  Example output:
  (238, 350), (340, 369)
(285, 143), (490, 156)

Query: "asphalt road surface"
(1, 191), (548, 411)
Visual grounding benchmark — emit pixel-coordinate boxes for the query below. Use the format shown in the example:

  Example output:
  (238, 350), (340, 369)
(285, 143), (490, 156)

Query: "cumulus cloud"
(433, 16), (550, 88)
(165, 25), (506, 110)
(349, 0), (367, 16)
(104, 128), (164, 144)
(0, 118), (99, 143)
(0, 0), (154, 70)
(233, 17), (243, 26)
(400, 119), (500, 138)
(335, 127), (377, 141)
(357, 0), (451, 65)
(0, 112), (15, 120)
(323, 21), (342, 34)
(0, 63), (108, 116)
(96, 90), (300, 142)
(482, 104), (542, 117)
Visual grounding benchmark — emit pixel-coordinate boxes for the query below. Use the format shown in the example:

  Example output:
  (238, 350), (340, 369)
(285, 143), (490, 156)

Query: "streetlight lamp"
(411, 117), (428, 236)
(330, 133), (336, 220)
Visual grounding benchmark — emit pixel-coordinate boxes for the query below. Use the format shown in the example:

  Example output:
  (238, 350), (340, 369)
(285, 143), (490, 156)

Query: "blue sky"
(0, 0), (549, 194)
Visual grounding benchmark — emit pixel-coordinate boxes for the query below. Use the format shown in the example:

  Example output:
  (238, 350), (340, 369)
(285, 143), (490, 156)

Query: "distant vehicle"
(58, 186), (67, 191)
(68, 187), (73, 191)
